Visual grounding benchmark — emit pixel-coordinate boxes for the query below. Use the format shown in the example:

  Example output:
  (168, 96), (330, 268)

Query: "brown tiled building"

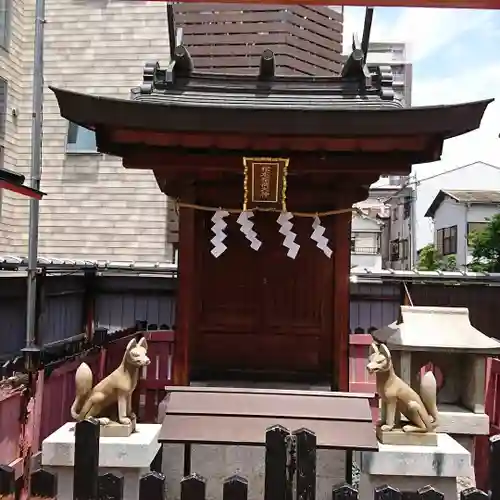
(173, 4), (343, 76)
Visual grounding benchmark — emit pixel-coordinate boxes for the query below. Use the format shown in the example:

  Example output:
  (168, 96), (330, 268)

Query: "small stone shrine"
(356, 305), (500, 497)
(373, 306), (500, 433)
(372, 305), (500, 479)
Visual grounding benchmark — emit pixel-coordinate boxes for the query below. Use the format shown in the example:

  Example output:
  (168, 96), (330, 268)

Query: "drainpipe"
(21, 0), (45, 497)
(464, 203), (470, 271)
(26, 0), (45, 351)
(409, 174), (418, 269)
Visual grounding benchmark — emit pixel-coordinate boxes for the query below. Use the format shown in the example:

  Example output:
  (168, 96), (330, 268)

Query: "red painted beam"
(0, 180), (45, 200)
(131, 0), (500, 7)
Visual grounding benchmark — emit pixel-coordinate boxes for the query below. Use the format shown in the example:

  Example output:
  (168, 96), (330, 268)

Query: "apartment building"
(367, 41), (412, 107)
(383, 184), (415, 270)
(353, 184), (415, 271)
(350, 207), (386, 270)
(0, 1), (344, 261)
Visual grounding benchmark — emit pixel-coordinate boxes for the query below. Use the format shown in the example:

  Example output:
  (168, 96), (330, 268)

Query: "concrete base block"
(376, 428), (438, 446)
(357, 433), (471, 500)
(42, 422), (161, 500)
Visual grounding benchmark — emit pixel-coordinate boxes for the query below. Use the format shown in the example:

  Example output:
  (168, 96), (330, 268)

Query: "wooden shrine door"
(194, 210), (334, 378)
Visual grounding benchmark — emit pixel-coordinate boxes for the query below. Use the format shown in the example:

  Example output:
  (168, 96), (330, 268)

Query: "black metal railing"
(352, 246), (380, 255)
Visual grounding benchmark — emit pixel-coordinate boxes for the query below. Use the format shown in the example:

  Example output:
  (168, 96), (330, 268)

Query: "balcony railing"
(352, 247), (380, 255)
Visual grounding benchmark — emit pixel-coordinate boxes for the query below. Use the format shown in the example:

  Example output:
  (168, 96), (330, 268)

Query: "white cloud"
(386, 8), (494, 62)
(343, 7), (496, 62)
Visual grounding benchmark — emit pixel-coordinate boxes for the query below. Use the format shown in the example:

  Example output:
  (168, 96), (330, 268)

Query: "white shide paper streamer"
(277, 212), (300, 259)
(210, 210), (230, 258)
(311, 216), (332, 258)
(236, 211), (262, 251)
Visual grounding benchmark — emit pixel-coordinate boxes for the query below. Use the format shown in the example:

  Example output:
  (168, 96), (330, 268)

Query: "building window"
(436, 229), (443, 255)
(0, 0), (10, 50)
(0, 77), (6, 140)
(351, 232), (380, 254)
(66, 121), (97, 153)
(0, 0), (10, 51)
(392, 206), (398, 221)
(0, 146), (3, 217)
(467, 222), (487, 237)
(436, 225), (457, 256)
(390, 239), (399, 261)
(403, 196), (411, 219)
(400, 238), (409, 260)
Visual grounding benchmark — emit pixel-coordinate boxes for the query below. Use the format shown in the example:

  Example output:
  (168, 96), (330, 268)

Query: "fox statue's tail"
(420, 370), (439, 427)
(70, 362), (93, 420)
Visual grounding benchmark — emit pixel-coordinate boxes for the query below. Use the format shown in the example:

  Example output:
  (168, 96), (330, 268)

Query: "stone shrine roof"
(372, 305), (500, 354)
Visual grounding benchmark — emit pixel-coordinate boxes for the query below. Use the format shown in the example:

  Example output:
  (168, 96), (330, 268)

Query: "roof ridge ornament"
(259, 49), (276, 81)
(341, 7), (374, 87)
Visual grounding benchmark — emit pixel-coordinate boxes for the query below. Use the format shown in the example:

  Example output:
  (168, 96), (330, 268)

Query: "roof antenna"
(361, 7), (374, 63)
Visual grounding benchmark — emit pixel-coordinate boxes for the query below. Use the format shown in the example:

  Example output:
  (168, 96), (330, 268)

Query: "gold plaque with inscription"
(242, 157), (289, 211)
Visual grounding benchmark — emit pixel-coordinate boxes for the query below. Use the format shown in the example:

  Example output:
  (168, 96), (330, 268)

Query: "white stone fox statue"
(366, 342), (439, 433)
(71, 337), (150, 426)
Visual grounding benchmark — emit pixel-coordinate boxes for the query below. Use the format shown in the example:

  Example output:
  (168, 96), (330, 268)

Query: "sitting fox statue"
(367, 342), (438, 433)
(71, 337), (150, 427)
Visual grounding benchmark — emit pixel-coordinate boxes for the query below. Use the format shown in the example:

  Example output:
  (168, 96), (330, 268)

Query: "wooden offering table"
(158, 386), (377, 484)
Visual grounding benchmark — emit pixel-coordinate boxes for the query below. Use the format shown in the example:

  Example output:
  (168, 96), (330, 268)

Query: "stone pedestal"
(42, 422), (161, 500)
(356, 434), (471, 500)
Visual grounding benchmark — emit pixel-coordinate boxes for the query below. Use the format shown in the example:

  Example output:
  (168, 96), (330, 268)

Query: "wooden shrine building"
(51, 33), (492, 391)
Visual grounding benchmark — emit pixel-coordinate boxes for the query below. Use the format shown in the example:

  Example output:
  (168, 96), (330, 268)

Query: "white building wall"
(433, 197), (467, 266)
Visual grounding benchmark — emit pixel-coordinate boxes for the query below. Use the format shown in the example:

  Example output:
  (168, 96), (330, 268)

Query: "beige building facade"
(2, 2), (348, 262)
(1, 0), (174, 261)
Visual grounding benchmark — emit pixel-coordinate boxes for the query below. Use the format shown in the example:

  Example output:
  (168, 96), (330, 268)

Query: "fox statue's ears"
(126, 336), (148, 352)
(369, 342), (379, 356)
(379, 343), (391, 360)
(369, 342), (391, 360)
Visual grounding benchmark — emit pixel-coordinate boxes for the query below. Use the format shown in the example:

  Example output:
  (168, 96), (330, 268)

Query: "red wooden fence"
(40, 354), (101, 441)
(0, 387), (23, 465)
(349, 334), (375, 393)
(475, 357), (500, 490)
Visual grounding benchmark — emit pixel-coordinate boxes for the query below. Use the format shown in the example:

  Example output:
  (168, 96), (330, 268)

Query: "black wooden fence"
(0, 419), (498, 500)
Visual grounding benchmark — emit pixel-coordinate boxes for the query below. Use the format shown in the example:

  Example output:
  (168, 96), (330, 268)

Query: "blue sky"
(343, 7), (500, 246)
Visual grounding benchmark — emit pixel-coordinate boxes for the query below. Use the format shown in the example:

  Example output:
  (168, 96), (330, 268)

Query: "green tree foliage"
(417, 244), (458, 271)
(417, 244), (441, 271)
(468, 213), (500, 273)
